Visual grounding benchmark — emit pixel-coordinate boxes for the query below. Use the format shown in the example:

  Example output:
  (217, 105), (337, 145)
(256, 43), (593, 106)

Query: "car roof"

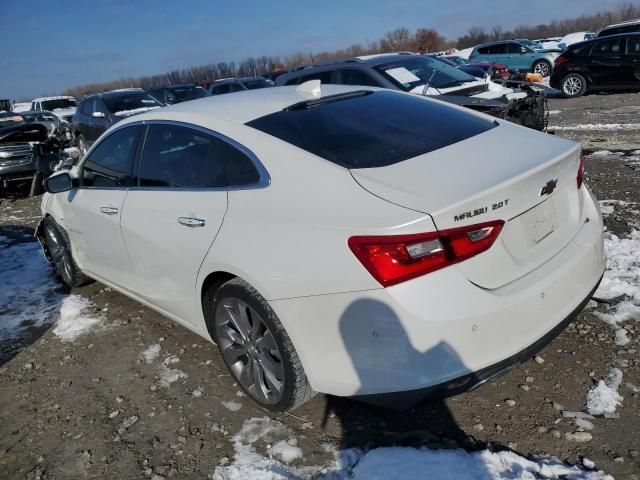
(600, 18), (640, 29)
(473, 40), (519, 48)
(151, 84), (200, 90)
(84, 88), (145, 100)
(128, 84), (376, 125)
(569, 31), (640, 47)
(32, 95), (75, 101)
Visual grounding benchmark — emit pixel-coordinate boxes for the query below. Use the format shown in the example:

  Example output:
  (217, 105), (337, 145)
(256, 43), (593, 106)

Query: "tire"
(561, 73), (587, 98)
(532, 60), (552, 77)
(28, 172), (44, 197)
(76, 134), (88, 156)
(43, 217), (93, 288)
(206, 278), (314, 412)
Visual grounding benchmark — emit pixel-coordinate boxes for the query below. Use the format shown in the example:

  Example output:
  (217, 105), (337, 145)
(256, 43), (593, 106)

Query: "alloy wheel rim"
(45, 226), (72, 283)
(215, 298), (285, 404)
(563, 76), (582, 96)
(534, 62), (550, 76)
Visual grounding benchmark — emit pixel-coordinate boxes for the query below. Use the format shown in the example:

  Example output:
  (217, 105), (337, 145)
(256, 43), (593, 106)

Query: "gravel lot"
(0, 91), (639, 479)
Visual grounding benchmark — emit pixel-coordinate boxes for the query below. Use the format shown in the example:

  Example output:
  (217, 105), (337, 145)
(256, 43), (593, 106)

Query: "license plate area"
(520, 200), (557, 245)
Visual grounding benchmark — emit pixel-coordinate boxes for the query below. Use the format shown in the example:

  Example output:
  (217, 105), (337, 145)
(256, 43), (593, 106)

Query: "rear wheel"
(207, 278), (314, 411)
(561, 73), (587, 98)
(43, 217), (93, 288)
(532, 60), (551, 77)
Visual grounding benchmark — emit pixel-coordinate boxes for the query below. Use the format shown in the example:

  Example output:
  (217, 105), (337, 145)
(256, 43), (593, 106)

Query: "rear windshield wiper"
(285, 90), (373, 111)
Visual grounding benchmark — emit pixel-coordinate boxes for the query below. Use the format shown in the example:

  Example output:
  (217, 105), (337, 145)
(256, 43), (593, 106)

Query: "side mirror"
(45, 172), (74, 194)
(92, 111), (106, 119)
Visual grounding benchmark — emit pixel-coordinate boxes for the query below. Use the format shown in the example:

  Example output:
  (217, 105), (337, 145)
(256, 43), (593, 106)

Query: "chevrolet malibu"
(38, 83), (605, 411)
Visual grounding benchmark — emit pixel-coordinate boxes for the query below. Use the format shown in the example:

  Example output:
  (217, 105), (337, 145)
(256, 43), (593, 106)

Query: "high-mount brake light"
(348, 220), (504, 287)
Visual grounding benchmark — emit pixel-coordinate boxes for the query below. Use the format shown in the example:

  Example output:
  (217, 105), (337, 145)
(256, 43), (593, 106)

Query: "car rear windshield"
(242, 78), (271, 90)
(172, 85), (210, 101)
(245, 90), (496, 169)
(373, 56), (477, 91)
(41, 98), (76, 110)
(103, 93), (163, 116)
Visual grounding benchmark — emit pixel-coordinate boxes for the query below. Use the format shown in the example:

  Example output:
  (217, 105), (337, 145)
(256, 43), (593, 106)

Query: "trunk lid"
(351, 121), (585, 289)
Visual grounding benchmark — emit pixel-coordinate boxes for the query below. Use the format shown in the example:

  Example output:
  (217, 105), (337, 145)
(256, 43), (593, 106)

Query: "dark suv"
(147, 84), (210, 105)
(72, 89), (164, 153)
(596, 19), (640, 37)
(550, 33), (640, 97)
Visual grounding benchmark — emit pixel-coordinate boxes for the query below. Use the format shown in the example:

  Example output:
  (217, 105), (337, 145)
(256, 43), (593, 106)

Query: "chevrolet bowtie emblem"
(540, 179), (558, 196)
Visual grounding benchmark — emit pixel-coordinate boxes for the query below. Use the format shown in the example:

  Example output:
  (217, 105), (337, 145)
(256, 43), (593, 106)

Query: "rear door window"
(488, 43), (508, 54)
(590, 38), (624, 55)
(82, 125), (141, 187)
(138, 124), (226, 188)
(287, 70), (334, 85)
(337, 69), (381, 87)
(246, 90), (495, 169)
(627, 36), (640, 55)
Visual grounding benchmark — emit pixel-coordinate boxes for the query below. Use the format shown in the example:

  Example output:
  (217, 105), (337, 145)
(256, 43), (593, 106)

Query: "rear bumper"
(269, 187), (605, 399)
(353, 274), (601, 409)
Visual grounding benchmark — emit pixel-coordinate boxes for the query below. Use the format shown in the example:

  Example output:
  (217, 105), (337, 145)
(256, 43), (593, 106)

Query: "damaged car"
(72, 89), (164, 154)
(275, 53), (548, 131)
(30, 95), (78, 123)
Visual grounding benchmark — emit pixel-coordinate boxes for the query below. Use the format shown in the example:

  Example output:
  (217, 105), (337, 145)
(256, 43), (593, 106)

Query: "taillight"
(555, 55), (568, 66)
(577, 153), (585, 189)
(348, 220), (504, 287)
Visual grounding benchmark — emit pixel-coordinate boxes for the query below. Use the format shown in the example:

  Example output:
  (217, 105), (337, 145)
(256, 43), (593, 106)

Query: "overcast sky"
(0, 0), (619, 100)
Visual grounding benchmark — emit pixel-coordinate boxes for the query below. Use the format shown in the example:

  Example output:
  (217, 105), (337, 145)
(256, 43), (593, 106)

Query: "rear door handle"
(177, 217), (206, 227)
(99, 206), (119, 215)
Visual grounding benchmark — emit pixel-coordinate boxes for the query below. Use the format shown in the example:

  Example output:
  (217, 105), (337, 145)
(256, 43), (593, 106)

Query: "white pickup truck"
(30, 96), (77, 123)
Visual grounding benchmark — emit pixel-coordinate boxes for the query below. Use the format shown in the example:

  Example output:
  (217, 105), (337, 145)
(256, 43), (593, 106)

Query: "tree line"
(62, 2), (640, 98)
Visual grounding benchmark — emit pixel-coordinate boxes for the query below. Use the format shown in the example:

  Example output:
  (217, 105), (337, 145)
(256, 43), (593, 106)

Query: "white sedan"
(38, 82), (605, 411)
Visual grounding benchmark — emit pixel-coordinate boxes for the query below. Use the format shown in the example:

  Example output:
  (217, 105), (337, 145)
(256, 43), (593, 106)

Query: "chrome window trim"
(77, 120), (270, 192)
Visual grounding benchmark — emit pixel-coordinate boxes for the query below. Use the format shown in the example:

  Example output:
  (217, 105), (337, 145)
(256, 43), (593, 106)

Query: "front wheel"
(43, 217), (93, 288)
(561, 73), (587, 98)
(532, 60), (551, 77)
(207, 278), (314, 412)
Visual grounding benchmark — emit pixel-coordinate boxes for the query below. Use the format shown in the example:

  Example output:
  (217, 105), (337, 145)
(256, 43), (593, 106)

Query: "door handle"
(99, 206), (119, 215)
(177, 217), (206, 227)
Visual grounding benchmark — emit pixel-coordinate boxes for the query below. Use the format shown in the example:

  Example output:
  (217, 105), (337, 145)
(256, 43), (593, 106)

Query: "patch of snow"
(268, 439), (303, 464)
(192, 387), (204, 398)
(548, 110), (561, 115)
(141, 344), (161, 364)
(213, 417), (612, 480)
(598, 201), (614, 217)
(222, 401), (242, 412)
(52, 295), (102, 342)
(157, 363), (187, 387)
(114, 106), (161, 117)
(552, 123), (640, 131)
(586, 367), (623, 416)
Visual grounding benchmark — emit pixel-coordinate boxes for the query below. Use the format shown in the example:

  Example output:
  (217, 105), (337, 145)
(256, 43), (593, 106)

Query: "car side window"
(138, 124), (226, 188)
(300, 71), (334, 84)
(221, 141), (260, 186)
(476, 46), (489, 54)
(627, 37), (640, 55)
(82, 126), (140, 188)
(508, 43), (528, 54)
(337, 69), (381, 87)
(488, 43), (507, 54)
(590, 38), (624, 55)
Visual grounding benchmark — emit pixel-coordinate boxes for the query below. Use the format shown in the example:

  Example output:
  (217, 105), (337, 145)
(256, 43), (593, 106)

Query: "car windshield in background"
(103, 93), (163, 116)
(517, 40), (539, 50)
(172, 86), (209, 101)
(246, 90), (495, 169)
(373, 56), (477, 91)
(242, 78), (271, 90)
(22, 112), (58, 122)
(41, 98), (77, 110)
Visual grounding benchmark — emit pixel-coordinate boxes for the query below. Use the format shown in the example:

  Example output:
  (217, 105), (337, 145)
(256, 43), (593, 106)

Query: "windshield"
(171, 85), (210, 101)
(41, 98), (77, 111)
(242, 78), (271, 90)
(103, 93), (163, 116)
(373, 56), (477, 91)
(445, 56), (467, 66)
(518, 40), (540, 50)
(22, 112), (58, 122)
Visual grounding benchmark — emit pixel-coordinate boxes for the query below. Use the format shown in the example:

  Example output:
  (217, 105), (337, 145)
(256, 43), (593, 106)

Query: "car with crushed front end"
(30, 95), (78, 123)
(37, 83), (605, 412)
(276, 53), (548, 131)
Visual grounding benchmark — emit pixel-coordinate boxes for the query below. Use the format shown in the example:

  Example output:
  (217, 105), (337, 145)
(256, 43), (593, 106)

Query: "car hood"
(0, 123), (48, 143)
(50, 107), (76, 118)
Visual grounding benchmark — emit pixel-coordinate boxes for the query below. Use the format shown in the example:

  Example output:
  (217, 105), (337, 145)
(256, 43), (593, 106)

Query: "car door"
(488, 43), (509, 67)
(120, 122), (229, 324)
(624, 35), (640, 86)
(587, 37), (626, 86)
(507, 42), (531, 70)
(336, 68), (382, 87)
(63, 125), (142, 289)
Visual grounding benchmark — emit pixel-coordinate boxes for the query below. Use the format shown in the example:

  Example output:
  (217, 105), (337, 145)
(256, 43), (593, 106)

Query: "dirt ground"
(1, 91), (639, 479)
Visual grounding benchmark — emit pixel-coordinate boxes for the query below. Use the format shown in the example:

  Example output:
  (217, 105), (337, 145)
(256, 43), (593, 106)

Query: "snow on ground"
(552, 123), (640, 131)
(213, 417), (612, 480)
(141, 343), (161, 363)
(157, 363), (187, 387)
(222, 400), (242, 412)
(548, 110), (561, 115)
(594, 228), (640, 343)
(52, 295), (102, 342)
(586, 367), (624, 416)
